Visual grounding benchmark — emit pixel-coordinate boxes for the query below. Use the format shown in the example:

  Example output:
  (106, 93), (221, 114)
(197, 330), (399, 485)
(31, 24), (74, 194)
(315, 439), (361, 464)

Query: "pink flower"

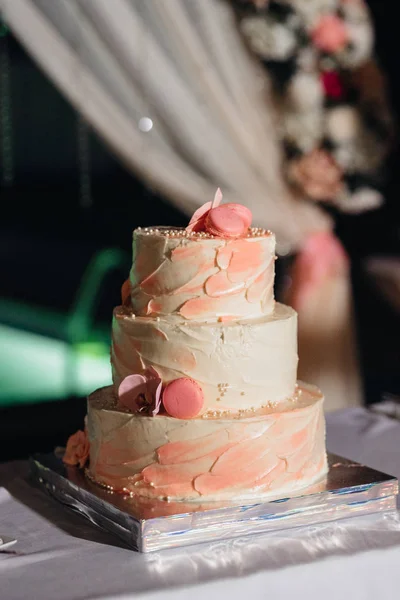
(118, 367), (162, 416)
(289, 149), (343, 201)
(63, 430), (90, 468)
(286, 232), (349, 310)
(311, 15), (349, 54)
(321, 71), (344, 99)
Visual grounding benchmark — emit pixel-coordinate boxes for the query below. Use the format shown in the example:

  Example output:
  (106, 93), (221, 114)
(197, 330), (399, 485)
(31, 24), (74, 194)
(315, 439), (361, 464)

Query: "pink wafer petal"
(186, 201), (212, 233)
(186, 188), (223, 232)
(212, 187), (223, 208)
(118, 374), (147, 411)
(151, 380), (163, 416)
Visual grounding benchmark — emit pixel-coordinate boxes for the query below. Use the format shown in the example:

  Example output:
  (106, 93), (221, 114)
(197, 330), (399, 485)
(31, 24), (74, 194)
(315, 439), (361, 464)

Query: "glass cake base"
(29, 453), (398, 553)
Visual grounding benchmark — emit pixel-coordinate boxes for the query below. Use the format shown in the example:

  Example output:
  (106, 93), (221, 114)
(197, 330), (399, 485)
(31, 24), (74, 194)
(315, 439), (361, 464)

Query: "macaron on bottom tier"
(87, 382), (327, 502)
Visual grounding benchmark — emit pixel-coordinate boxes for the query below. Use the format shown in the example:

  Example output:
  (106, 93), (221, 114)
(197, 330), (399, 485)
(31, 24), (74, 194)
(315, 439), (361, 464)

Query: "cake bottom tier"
(87, 383), (327, 502)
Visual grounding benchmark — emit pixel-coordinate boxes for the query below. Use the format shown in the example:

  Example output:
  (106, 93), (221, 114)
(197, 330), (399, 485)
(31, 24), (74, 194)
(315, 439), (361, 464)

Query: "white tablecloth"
(2, 408), (400, 600)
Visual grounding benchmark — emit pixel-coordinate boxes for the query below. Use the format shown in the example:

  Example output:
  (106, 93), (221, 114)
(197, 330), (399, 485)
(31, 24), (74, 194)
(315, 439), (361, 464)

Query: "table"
(2, 407), (400, 600)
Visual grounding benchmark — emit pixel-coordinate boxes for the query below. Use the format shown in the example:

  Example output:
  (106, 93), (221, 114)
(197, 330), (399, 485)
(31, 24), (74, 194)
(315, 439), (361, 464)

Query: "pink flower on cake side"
(311, 15), (349, 54)
(63, 430), (90, 468)
(118, 367), (162, 416)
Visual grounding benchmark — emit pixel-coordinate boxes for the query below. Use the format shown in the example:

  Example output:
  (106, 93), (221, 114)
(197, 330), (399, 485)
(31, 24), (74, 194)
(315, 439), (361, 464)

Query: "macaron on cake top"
(186, 189), (253, 239)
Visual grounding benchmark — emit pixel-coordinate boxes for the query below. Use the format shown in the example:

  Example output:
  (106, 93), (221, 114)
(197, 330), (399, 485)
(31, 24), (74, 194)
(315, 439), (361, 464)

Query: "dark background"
(1, 0), (399, 462)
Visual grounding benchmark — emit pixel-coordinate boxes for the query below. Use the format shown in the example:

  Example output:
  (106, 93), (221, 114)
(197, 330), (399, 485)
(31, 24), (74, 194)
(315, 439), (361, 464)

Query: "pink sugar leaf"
(186, 188), (223, 232)
(212, 187), (223, 208)
(118, 374), (147, 411)
(152, 380), (163, 416)
(186, 201), (212, 232)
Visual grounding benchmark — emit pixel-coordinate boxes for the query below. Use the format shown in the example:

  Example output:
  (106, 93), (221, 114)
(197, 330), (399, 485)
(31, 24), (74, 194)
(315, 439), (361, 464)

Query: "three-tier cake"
(64, 192), (327, 502)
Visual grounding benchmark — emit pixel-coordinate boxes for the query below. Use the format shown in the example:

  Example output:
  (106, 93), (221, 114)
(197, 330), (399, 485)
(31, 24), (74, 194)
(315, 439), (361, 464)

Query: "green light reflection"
(0, 324), (111, 406)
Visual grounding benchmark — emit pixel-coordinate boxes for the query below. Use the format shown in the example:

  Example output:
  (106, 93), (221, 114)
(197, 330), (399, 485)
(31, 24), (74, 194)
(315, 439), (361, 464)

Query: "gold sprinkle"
(241, 392), (245, 396)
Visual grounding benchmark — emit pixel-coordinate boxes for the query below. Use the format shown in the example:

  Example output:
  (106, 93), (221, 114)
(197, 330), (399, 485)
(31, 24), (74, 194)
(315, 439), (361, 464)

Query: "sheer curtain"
(0, 0), (361, 410)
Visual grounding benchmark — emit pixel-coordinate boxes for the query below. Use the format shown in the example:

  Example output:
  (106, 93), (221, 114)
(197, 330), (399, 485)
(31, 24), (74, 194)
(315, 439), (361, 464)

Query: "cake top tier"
(123, 191), (277, 322)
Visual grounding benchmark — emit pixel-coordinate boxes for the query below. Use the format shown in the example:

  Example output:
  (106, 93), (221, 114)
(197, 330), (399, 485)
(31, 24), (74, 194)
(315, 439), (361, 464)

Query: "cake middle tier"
(111, 302), (298, 415)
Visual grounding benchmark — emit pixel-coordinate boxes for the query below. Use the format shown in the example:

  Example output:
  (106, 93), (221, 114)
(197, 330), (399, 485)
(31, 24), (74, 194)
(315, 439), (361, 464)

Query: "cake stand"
(29, 453), (398, 552)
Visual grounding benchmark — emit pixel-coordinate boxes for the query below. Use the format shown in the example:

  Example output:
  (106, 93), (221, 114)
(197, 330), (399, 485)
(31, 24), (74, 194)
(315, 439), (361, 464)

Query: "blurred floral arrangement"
(232, 0), (393, 213)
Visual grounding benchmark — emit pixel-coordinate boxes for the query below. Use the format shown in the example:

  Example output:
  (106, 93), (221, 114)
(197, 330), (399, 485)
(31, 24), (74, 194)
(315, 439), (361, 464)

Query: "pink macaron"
(162, 377), (204, 419)
(205, 203), (252, 238)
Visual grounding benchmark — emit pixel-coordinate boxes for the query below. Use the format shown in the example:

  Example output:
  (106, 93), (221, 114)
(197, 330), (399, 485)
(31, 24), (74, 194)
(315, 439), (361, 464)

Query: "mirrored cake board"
(29, 453), (398, 553)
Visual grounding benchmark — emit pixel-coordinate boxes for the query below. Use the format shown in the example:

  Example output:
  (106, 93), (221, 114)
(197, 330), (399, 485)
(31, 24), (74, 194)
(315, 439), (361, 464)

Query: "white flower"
(336, 188), (384, 213)
(334, 2), (373, 67)
(332, 129), (387, 172)
(333, 144), (359, 170)
(240, 17), (297, 60)
(343, 21), (374, 67)
(297, 47), (318, 72)
(284, 112), (323, 152)
(289, 0), (337, 28)
(288, 72), (323, 111)
(326, 107), (361, 143)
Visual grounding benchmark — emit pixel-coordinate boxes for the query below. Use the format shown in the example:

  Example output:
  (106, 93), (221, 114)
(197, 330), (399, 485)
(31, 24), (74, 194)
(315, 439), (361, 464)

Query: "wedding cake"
(64, 191), (327, 502)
